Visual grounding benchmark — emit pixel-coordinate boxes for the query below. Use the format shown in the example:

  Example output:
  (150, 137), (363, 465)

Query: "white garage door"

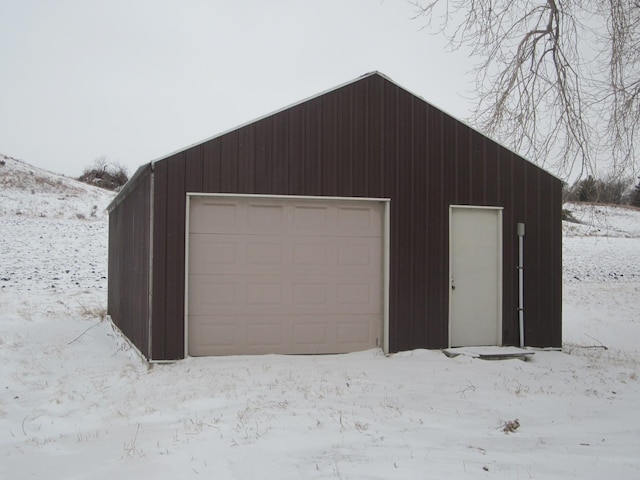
(187, 195), (385, 356)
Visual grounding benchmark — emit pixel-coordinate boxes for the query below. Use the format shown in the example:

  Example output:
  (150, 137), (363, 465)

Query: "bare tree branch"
(411, 0), (640, 180)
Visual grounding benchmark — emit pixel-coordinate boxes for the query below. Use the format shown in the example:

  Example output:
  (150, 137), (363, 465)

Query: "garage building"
(107, 72), (562, 361)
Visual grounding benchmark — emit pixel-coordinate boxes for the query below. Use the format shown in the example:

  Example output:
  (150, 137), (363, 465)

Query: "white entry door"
(449, 206), (502, 347)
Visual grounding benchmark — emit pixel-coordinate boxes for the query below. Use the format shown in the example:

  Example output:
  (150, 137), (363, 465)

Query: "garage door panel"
(246, 322), (285, 347)
(190, 315), (293, 355)
(188, 196), (384, 356)
(188, 278), (237, 313)
(191, 198), (383, 235)
(190, 314), (378, 355)
(190, 274), (381, 316)
(337, 206), (381, 236)
(337, 243), (380, 269)
(188, 320), (236, 356)
(337, 320), (374, 345)
(190, 201), (238, 233)
(292, 323), (328, 345)
(188, 237), (237, 273)
(246, 242), (284, 265)
(292, 205), (330, 233)
(189, 275), (291, 315)
(247, 203), (286, 231)
(337, 283), (373, 306)
(293, 243), (328, 266)
(293, 283), (328, 305)
(191, 230), (381, 274)
(246, 282), (284, 305)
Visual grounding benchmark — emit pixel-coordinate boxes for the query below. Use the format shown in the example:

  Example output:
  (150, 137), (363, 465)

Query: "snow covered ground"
(1, 155), (639, 479)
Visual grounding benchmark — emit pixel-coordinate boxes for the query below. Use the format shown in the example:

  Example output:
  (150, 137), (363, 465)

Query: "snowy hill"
(1, 158), (639, 479)
(0, 153), (114, 219)
(563, 202), (640, 283)
(564, 201), (640, 238)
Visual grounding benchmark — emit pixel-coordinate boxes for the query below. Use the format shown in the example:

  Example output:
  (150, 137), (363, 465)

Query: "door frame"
(184, 193), (391, 357)
(448, 205), (503, 347)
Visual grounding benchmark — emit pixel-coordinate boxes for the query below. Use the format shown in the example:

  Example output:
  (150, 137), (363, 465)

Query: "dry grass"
(77, 301), (107, 321)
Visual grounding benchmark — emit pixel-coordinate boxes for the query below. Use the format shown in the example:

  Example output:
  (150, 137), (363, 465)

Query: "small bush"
(78, 156), (128, 191)
(562, 208), (579, 223)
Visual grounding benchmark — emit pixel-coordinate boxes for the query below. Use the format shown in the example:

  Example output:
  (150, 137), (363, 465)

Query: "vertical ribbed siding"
(107, 168), (152, 358)
(499, 150), (517, 345)
(426, 105), (447, 348)
(109, 72), (562, 360)
(150, 160), (168, 359)
(411, 96), (428, 348)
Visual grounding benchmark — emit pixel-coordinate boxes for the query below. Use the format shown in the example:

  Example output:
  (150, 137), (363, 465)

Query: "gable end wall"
(111, 74), (562, 360)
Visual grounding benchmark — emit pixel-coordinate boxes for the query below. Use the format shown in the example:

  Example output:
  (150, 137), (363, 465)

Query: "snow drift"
(1, 155), (639, 479)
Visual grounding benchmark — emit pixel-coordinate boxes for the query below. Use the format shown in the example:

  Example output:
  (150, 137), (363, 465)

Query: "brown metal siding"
(426, 105), (447, 349)
(150, 157), (185, 360)
(203, 140), (221, 191)
(107, 168), (151, 358)
(151, 161), (168, 359)
(110, 72), (562, 360)
(499, 150), (517, 345)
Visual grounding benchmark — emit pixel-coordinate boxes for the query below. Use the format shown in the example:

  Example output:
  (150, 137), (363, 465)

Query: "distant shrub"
(78, 156), (128, 191)
(566, 174), (634, 205)
(562, 208), (579, 222)
(599, 175), (634, 204)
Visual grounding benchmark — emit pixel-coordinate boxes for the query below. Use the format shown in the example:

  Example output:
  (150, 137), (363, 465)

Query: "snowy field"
(1, 155), (639, 479)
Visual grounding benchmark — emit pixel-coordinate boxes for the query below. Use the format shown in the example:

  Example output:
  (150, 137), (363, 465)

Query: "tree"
(411, 1), (640, 180)
(631, 177), (640, 207)
(576, 176), (598, 202)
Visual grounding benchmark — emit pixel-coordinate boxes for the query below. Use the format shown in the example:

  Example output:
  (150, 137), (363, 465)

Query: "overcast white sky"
(0, 0), (472, 177)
